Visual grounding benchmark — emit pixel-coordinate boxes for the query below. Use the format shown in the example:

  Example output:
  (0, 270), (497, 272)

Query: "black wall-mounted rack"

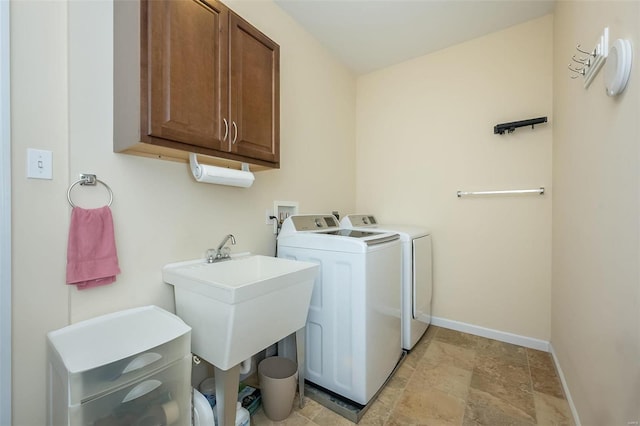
(494, 116), (548, 135)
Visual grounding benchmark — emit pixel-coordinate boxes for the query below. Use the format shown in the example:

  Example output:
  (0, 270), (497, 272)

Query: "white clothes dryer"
(277, 214), (402, 405)
(341, 215), (432, 351)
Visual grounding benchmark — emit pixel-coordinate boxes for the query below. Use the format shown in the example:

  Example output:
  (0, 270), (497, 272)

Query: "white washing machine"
(341, 215), (432, 351)
(277, 214), (402, 405)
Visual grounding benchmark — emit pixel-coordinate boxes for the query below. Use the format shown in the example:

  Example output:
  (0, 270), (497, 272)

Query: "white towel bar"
(457, 188), (545, 198)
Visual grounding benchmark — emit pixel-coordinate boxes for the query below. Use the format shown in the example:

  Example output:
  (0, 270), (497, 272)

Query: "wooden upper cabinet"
(229, 12), (280, 164)
(116, 0), (280, 169)
(144, 0), (229, 151)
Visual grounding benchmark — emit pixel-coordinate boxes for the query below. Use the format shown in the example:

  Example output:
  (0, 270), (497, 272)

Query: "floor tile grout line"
(383, 331), (434, 425)
(525, 348), (540, 425)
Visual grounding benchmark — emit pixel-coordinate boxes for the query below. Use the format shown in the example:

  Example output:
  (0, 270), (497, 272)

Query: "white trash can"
(258, 357), (298, 421)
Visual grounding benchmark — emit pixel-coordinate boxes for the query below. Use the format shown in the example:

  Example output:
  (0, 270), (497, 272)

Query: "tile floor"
(250, 326), (574, 425)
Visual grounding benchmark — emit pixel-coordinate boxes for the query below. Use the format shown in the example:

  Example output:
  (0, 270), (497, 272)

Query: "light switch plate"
(27, 148), (53, 179)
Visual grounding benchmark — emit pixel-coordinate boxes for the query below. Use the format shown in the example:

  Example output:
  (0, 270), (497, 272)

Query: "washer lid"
(321, 229), (399, 245)
(278, 215), (400, 250)
(324, 229), (380, 238)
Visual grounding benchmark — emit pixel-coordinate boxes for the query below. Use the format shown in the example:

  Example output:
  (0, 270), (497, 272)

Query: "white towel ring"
(67, 173), (113, 208)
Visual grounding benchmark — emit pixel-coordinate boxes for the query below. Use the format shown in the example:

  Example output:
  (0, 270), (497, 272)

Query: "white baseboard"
(549, 343), (581, 426)
(430, 316), (550, 352)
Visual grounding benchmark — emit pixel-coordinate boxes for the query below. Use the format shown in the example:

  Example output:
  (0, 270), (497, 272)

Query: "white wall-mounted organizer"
(604, 38), (633, 96)
(568, 27), (609, 88)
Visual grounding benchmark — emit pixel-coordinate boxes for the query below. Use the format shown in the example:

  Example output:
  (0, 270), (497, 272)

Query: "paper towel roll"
(194, 164), (255, 187)
(189, 153), (254, 188)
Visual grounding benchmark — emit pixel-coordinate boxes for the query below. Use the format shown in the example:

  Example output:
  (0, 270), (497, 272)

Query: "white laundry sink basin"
(163, 254), (319, 370)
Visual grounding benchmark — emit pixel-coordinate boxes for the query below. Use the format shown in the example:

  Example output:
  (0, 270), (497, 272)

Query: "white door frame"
(0, 0), (12, 424)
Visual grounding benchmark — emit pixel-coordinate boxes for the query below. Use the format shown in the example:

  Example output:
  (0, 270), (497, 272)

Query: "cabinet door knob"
(232, 121), (238, 144)
(222, 118), (229, 142)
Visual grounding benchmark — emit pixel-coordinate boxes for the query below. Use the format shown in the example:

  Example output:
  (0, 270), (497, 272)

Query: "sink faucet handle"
(205, 248), (217, 263)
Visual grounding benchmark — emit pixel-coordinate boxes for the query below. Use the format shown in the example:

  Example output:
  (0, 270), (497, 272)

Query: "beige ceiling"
(274, 0), (556, 74)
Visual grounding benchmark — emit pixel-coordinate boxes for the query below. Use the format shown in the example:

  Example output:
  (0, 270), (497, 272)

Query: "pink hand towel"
(66, 206), (121, 290)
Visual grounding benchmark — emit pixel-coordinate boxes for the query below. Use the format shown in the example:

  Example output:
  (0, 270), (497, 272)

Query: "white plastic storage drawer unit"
(47, 305), (191, 426)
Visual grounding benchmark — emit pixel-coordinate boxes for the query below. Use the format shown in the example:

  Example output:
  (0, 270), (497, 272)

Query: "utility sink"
(162, 254), (319, 370)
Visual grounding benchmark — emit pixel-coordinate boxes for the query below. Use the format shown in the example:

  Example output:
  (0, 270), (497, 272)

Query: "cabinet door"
(144, 0), (229, 150)
(229, 12), (280, 165)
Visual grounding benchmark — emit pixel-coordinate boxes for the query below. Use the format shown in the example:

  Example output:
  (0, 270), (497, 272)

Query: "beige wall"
(12, 1), (640, 424)
(552, 2), (640, 424)
(11, 0), (356, 424)
(11, 1), (71, 420)
(355, 16), (553, 341)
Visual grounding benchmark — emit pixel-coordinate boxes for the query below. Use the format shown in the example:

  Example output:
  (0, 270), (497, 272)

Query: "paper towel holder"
(189, 153), (251, 177)
(189, 153), (254, 187)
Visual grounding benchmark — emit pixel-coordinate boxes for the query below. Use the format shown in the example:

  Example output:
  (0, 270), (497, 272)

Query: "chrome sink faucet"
(207, 234), (236, 263)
